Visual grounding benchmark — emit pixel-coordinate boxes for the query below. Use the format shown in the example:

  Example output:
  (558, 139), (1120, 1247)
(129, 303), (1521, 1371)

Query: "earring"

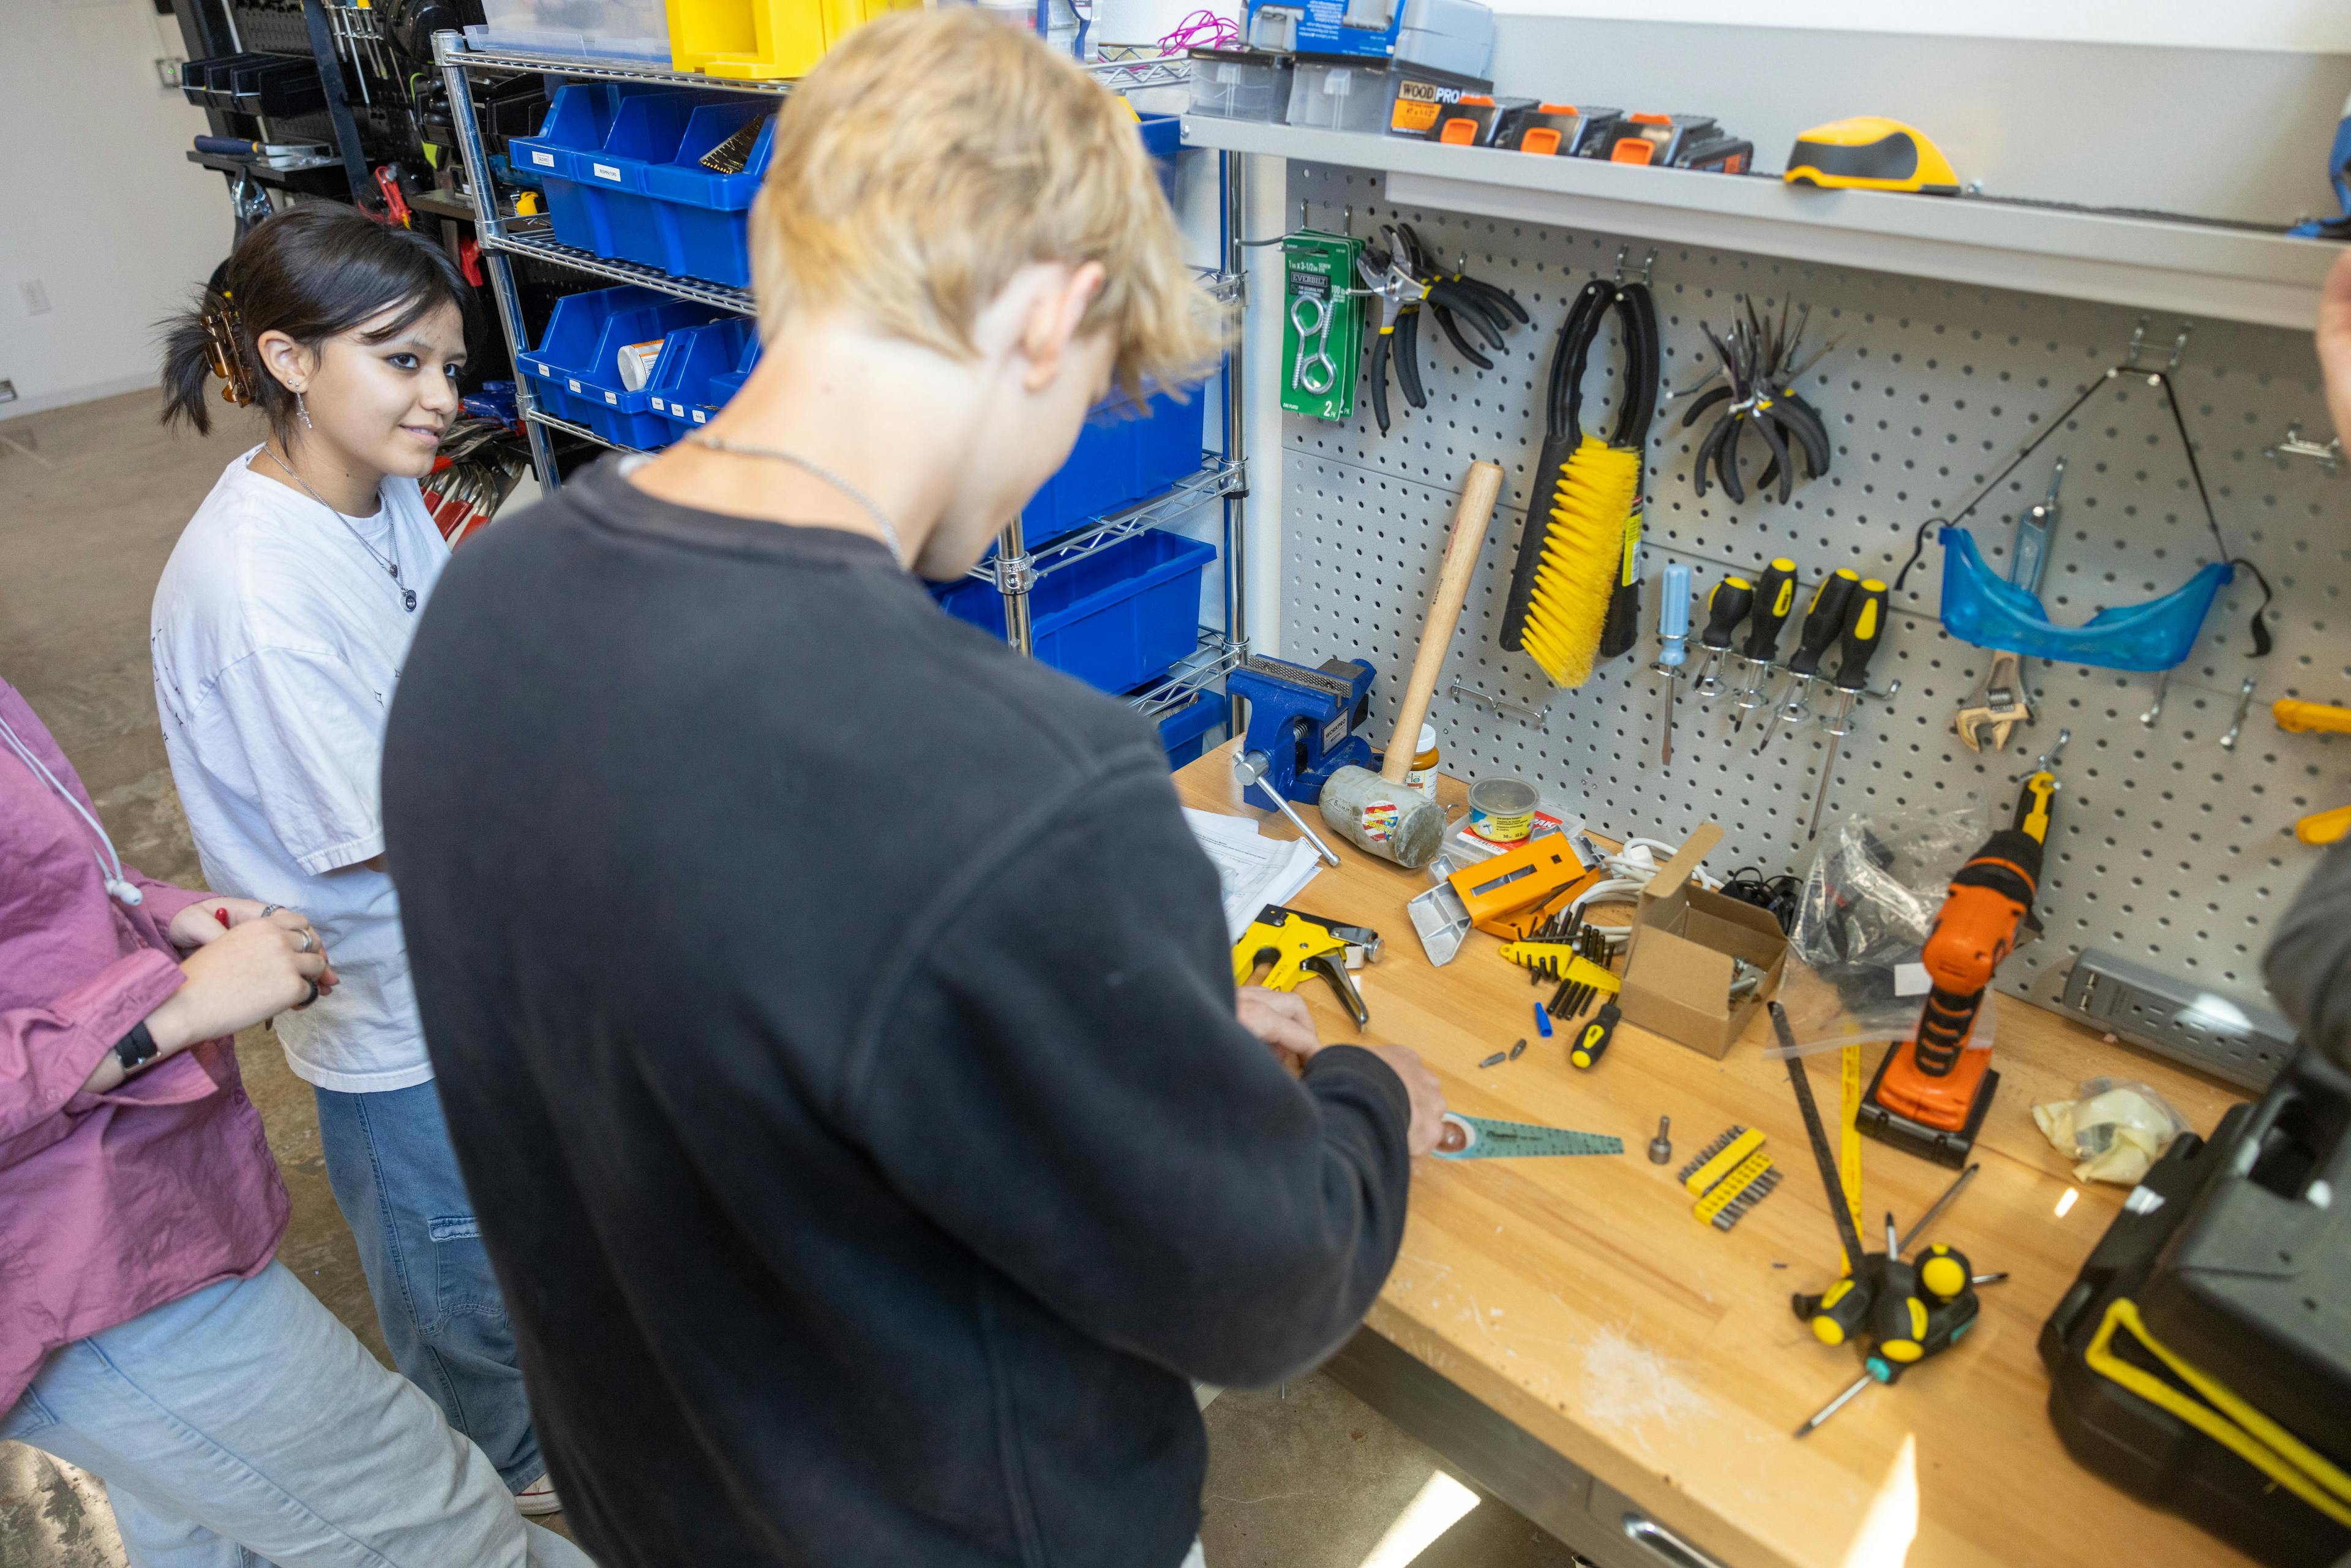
(296, 390), (313, 430)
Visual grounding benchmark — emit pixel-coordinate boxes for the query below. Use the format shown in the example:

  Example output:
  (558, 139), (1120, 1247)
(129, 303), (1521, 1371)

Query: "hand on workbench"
(1237, 986), (1320, 1070)
(2322, 247), (2351, 448)
(1360, 1045), (1446, 1158)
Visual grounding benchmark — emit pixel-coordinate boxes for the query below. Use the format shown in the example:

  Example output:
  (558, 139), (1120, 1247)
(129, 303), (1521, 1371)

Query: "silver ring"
(296, 931), (315, 953)
(261, 904), (283, 918)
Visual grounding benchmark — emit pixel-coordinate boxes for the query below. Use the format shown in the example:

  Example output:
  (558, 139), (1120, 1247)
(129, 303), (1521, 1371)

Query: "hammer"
(1316, 459), (1503, 868)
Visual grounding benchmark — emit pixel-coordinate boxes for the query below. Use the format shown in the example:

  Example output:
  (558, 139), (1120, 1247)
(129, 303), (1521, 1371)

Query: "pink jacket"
(0, 678), (287, 1414)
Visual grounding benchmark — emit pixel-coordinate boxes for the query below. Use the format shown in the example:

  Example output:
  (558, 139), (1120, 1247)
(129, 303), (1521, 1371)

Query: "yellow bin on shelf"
(666, 0), (922, 80)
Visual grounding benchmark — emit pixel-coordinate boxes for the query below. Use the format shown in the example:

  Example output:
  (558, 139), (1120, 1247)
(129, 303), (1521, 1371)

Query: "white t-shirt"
(151, 448), (452, 1093)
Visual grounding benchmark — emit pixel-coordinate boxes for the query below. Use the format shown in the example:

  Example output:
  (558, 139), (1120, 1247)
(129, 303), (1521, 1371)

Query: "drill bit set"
(698, 114), (773, 174)
(1675, 1125), (1783, 1231)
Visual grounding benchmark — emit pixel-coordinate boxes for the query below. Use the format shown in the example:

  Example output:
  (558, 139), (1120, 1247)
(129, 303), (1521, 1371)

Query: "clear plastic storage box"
(465, 0), (672, 63)
(1185, 48), (1293, 122)
(1286, 58), (1389, 135)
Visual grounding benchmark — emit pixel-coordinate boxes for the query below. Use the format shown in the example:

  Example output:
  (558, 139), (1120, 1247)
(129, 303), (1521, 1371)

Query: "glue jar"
(1465, 775), (1539, 844)
(1405, 724), (1439, 802)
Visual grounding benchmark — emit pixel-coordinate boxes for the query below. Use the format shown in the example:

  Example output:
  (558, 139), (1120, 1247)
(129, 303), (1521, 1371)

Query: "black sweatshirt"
(380, 458), (1412, 1568)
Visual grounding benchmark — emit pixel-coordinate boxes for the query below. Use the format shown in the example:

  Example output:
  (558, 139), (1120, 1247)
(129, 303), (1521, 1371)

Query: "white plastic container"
(464, 0), (671, 63)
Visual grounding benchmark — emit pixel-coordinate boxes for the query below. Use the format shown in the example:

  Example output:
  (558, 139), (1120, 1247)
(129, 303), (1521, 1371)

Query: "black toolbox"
(2040, 1046), (2351, 1567)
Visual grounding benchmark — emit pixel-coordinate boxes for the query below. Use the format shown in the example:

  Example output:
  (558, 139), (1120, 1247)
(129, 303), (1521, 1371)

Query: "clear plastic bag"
(2033, 1078), (2192, 1184)
(1764, 798), (1997, 1059)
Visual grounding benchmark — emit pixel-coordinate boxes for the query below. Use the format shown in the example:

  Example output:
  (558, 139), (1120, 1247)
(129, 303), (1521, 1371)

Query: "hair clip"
(202, 302), (257, 408)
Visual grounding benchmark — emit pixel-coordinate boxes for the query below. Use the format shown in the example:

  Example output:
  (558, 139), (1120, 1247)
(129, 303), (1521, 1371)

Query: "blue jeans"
(0, 1264), (591, 1568)
(313, 1081), (541, 1491)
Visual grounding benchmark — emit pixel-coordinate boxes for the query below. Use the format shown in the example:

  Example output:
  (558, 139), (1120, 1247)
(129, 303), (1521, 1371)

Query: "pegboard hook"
(1611, 247), (1657, 289)
(2025, 726), (2071, 782)
(1447, 680), (1553, 731)
(2221, 676), (2259, 751)
(2124, 315), (2194, 373)
(2264, 421), (2342, 474)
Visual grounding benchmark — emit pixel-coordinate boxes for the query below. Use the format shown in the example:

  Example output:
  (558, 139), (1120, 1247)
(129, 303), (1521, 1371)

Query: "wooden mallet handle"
(1381, 459), (1503, 783)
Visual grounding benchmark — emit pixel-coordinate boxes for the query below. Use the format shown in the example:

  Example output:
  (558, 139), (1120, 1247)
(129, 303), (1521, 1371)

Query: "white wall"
(1489, 0), (2351, 54)
(0, 0), (236, 416)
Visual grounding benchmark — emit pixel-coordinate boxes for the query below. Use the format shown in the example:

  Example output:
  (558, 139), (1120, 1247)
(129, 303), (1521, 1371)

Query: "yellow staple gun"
(1232, 905), (1380, 1029)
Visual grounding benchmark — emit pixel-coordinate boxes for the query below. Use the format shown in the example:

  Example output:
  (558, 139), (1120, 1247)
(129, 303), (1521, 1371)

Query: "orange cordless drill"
(1859, 770), (2055, 1166)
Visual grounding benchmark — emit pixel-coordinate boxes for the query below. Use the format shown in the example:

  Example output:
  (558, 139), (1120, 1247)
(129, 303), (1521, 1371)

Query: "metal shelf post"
(435, 30), (560, 484)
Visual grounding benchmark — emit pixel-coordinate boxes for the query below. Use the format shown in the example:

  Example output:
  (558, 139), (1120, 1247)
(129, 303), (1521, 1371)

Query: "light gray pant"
(0, 1262), (591, 1568)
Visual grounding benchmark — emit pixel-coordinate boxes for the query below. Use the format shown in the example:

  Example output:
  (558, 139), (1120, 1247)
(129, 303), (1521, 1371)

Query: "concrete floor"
(0, 392), (1570, 1568)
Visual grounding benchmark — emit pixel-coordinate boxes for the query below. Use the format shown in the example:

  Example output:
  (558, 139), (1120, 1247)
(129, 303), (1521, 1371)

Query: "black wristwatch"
(112, 1021), (160, 1075)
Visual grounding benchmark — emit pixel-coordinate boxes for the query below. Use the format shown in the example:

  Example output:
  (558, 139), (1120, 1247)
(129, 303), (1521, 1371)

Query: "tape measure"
(1436, 1113), (1624, 1160)
(1840, 1043), (1863, 1270)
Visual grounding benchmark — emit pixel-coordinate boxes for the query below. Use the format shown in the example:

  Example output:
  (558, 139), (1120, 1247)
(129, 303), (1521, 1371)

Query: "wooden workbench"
(1176, 742), (2255, 1568)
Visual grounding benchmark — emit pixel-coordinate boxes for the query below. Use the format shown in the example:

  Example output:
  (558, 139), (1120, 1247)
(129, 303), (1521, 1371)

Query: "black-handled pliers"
(1354, 240), (1428, 436)
(1681, 293), (1837, 504)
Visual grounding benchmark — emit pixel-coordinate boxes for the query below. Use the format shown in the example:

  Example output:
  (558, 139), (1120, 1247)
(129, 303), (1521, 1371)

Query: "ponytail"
(159, 288), (255, 437)
(157, 205), (473, 441)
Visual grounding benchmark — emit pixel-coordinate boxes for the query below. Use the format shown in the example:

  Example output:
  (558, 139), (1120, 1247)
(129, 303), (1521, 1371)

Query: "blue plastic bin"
(511, 83), (666, 255)
(587, 91), (704, 268)
(705, 334), (760, 407)
(1024, 388), (1208, 545)
(1137, 112), (1180, 202)
(648, 317), (758, 441)
(1150, 686), (1224, 768)
(645, 103), (776, 287)
(519, 284), (730, 448)
(933, 529), (1215, 694)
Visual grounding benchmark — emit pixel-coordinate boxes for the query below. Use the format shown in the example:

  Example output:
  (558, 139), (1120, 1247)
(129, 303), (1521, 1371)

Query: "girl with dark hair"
(0, 677), (591, 1567)
(148, 206), (556, 1515)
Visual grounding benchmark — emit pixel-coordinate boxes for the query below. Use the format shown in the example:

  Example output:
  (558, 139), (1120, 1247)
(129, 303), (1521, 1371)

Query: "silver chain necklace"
(261, 445), (416, 612)
(690, 435), (905, 569)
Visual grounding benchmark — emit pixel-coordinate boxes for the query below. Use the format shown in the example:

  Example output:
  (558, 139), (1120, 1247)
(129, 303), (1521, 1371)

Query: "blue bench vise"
(1227, 654), (1377, 805)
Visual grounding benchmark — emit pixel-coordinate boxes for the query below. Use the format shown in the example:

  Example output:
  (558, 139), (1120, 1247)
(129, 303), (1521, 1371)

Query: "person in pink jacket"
(0, 675), (590, 1568)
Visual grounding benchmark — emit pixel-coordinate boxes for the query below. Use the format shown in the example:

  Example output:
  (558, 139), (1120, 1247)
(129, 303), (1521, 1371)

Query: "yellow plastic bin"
(666, 0), (920, 80)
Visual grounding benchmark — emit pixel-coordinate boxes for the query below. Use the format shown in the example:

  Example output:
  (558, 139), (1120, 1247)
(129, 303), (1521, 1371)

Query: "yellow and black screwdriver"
(1755, 569), (1860, 755)
(1805, 577), (1889, 840)
(1689, 576), (1754, 698)
(1796, 1231), (1988, 1437)
(1569, 1002), (1621, 1069)
(1730, 558), (1799, 732)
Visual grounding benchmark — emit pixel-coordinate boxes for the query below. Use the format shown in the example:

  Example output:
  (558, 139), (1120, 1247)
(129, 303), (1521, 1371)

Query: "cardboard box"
(1617, 823), (1787, 1059)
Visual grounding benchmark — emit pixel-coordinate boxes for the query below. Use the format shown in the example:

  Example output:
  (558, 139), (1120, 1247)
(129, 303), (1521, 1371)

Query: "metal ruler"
(1436, 1113), (1624, 1160)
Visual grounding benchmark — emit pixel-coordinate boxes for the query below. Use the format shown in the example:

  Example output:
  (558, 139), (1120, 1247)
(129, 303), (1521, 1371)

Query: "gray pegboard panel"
(1280, 160), (2350, 1031)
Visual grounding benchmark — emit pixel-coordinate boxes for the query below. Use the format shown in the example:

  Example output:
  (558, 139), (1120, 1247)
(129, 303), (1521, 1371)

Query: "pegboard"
(1278, 160), (2351, 1028)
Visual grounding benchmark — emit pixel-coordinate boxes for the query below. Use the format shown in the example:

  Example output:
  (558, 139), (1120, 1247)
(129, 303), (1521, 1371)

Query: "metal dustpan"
(1408, 855), (1472, 966)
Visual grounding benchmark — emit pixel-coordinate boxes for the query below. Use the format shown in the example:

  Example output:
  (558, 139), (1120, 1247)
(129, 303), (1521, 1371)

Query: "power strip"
(2055, 948), (2298, 1090)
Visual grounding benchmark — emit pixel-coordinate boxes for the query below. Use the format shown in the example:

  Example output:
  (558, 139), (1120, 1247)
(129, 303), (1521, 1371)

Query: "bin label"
(530, 151), (554, 168)
(568, 378), (581, 393)
(592, 162), (621, 182)
(605, 391), (618, 405)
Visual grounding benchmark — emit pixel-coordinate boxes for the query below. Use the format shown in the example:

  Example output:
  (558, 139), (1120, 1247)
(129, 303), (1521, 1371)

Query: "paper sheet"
(1183, 808), (1324, 940)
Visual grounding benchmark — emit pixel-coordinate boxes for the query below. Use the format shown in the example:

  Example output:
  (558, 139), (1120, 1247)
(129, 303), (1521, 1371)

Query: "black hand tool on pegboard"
(1682, 294), (1835, 505)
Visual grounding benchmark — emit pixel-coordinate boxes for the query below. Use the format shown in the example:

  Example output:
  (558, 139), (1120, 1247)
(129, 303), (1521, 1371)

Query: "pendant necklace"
(261, 445), (416, 612)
